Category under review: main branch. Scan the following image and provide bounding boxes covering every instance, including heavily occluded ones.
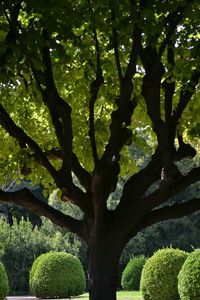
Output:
[142,166,200,211]
[0,188,86,239]
[140,197,200,230]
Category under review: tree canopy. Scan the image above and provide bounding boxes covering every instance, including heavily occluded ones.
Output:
[0,1,199,299]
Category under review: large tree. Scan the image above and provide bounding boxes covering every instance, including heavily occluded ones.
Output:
[0,0,200,299]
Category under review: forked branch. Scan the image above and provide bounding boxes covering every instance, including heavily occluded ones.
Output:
[21,149,91,191]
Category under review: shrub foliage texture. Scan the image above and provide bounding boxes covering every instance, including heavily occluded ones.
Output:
[29,253,46,295]
[31,252,86,298]
[0,261,9,300]
[178,249,200,300]
[121,255,146,291]
[140,248,188,300]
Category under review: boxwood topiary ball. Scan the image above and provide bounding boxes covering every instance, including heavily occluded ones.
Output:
[140,248,188,300]
[178,249,200,300]
[29,253,46,295]
[121,255,146,291]
[31,252,86,298]
[0,262,9,300]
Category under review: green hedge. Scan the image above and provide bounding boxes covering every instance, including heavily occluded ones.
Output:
[140,248,188,300]
[31,252,86,298]
[121,255,146,291]
[178,249,200,300]
[29,253,46,295]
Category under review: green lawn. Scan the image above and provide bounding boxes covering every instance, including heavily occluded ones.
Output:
[73,291,143,300]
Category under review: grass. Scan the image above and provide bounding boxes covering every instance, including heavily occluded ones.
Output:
[72,291,143,300]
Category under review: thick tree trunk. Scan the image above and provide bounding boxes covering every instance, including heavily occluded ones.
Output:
[87,236,122,300]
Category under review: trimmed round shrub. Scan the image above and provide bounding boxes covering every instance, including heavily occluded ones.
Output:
[178,249,200,300]
[29,253,46,295]
[121,255,146,291]
[140,248,188,300]
[31,252,86,298]
[0,262,9,300]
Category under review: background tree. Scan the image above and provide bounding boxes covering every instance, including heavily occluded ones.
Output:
[0,1,199,299]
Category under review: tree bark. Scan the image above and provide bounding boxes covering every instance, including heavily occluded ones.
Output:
[87,235,122,300]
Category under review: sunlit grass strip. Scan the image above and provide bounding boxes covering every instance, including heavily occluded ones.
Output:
[72,291,143,299]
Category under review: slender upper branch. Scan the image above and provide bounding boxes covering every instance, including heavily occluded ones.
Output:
[40,30,73,175]
[0,188,86,239]
[102,27,141,164]
[87,0,104,163]
[88,41,103,163]
[124,26,141,83]
[172,69,200,125]
[140,46,165,133]
[158,9,183,59]
[0,103,57,180]
[163,42,175,123]
[110,8,123,84]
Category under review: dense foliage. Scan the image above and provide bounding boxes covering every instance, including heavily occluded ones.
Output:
[178,249,200,300]
[32,252,86,298]
[0,262,9,300]
[140,248,188,300]
[121,255,146,291]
